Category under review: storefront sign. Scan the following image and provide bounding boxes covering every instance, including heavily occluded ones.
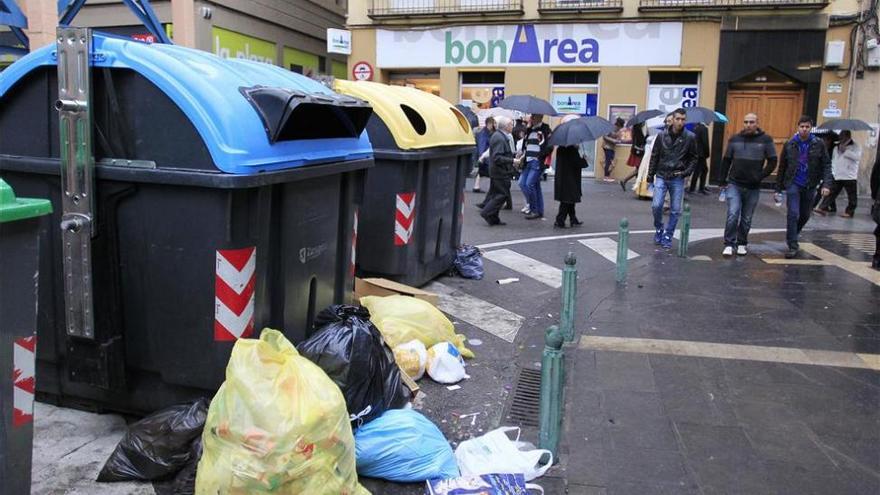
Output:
[376,22,682,68]
[826,82,843,93]
[213,27,276,64]
[646,84,699,127]
[822,99,842,118]
[327,28,352,55]
[551,93,598,116]
[352,61,374,81]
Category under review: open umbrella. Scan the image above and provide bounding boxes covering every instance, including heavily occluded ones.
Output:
[548,116,615,147]
[626,109,664,128]
[454,104,479,128]
[498,95,558,116]
[817,118,873,131]
[476,107,518,127]
[685,107,725,124]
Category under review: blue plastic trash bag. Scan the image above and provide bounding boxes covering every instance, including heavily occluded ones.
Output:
[454,245,484,280]
[354,408,459,482]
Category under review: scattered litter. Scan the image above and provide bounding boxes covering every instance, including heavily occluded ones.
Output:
[496,277,519,285]
[427,342,469,384]
[354,408,459,482]
[454,244,484,279]
[455,427,552,482]
[196,329,365,494]
[362,295,474,358]
[427,473,543,494]
[547,314,552,318]
[468,338,483,346]
[447,385,462,391]
[591,327,597,331]
[533,362,541,369]
[98,398,208,482]
[298,305,410,426]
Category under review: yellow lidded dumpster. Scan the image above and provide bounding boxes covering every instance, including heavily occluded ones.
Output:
[335,80,475,287]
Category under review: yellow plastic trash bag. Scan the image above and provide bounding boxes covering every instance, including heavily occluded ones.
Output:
[360,295,474,359]
[195,328,369,495]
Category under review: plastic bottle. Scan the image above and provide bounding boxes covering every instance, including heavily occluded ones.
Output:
[718,188,727,202]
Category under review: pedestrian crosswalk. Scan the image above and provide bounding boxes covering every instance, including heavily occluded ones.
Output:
[481,249,563,288]
[425,282,525,343]
[578,237,638,264]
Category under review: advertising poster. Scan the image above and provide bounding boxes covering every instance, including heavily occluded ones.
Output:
[608,104,636,144]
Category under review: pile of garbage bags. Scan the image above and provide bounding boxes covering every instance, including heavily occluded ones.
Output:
[97,295,550,493]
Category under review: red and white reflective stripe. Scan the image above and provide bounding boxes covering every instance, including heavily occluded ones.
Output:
[351,209,359,277]
[13,335,36,427]
[394,192,416,246]
[215,247,256,341]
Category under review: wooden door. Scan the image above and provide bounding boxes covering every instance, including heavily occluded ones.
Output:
[724,89,804,180]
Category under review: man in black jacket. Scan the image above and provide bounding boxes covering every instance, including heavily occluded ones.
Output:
[718,113,777,256]
[481,116,521,226]
[647,107,698,249]
[688,122,711,194]
[776,115,832,258]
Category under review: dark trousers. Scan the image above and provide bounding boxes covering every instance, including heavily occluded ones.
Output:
[818,180,857,215]
[689,158,708,192]
[483,178,512,208]
[481,178,511,224]
[785,183,816,250]
[723,183,761,247]
[556,202,577,226]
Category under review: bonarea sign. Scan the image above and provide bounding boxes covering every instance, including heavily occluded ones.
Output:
[376,23,682,68]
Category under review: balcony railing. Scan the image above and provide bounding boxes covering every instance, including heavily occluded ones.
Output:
[639,0,828,10]
[538,0,624,13]
[368,0,523,18]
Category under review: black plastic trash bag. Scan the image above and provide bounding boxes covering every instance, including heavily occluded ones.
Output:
[454,244,484,280]
[298,305,411,426]
[97,398,208,482]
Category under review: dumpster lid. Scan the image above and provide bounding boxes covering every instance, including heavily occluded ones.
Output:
[0,33,374,174]
[0,179,53,223]
[335,80,475,150]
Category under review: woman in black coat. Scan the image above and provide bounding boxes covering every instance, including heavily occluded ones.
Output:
[554,144,588,228]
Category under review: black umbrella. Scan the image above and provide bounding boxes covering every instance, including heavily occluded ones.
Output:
[685,106,725,124]
[548,116,615,147]
[817,118,873,131]
[454,104,479,128]
[498,95,558,116]
[626,109,664,128]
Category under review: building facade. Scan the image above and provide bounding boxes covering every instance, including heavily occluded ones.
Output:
[346,0,879,186]
[15,0,350,78]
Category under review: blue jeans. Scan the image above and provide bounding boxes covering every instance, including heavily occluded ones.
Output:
[785,183,815,250]
[523,160,544,215]
[724,183,761,247]
[518,166,529,204]
[651,176,685,234]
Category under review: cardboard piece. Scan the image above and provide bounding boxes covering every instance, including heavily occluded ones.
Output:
[400,370,420,395]
[354,277,439,306]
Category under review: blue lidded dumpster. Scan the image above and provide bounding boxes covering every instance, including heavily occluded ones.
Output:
[0,31,373,413]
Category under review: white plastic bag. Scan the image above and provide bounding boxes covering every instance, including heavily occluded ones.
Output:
[455,427,553,482]
[393,340,427,380]
[426,342,468,384]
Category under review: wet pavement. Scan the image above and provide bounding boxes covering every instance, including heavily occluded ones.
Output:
[29,178,879,494]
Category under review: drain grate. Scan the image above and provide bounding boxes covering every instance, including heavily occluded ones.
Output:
[505,367,542,427]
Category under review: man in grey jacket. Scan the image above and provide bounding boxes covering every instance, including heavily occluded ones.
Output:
[481,117,522,226]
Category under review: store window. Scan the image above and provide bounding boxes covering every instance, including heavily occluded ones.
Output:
[646,71,701,129]
[459,71,505,110]
[389,71,440,95]
[284,47,319,75]
[550,71,600,176]
[332,60,348,80]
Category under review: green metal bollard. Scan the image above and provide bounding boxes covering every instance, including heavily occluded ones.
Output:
[678,203,692,258]
[616,218,629,283]
[560,253,577,343]
[539,325,565,459]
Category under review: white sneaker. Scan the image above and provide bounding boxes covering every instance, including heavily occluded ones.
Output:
[521,205,530,213]
[722,246,734,257]
[736,245,748,256]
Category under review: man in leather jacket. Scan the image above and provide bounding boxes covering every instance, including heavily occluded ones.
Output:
[776,115,832,258]
[647,108,698,249]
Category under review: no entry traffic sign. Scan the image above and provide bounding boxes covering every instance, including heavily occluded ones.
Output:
[352,61,373,81]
